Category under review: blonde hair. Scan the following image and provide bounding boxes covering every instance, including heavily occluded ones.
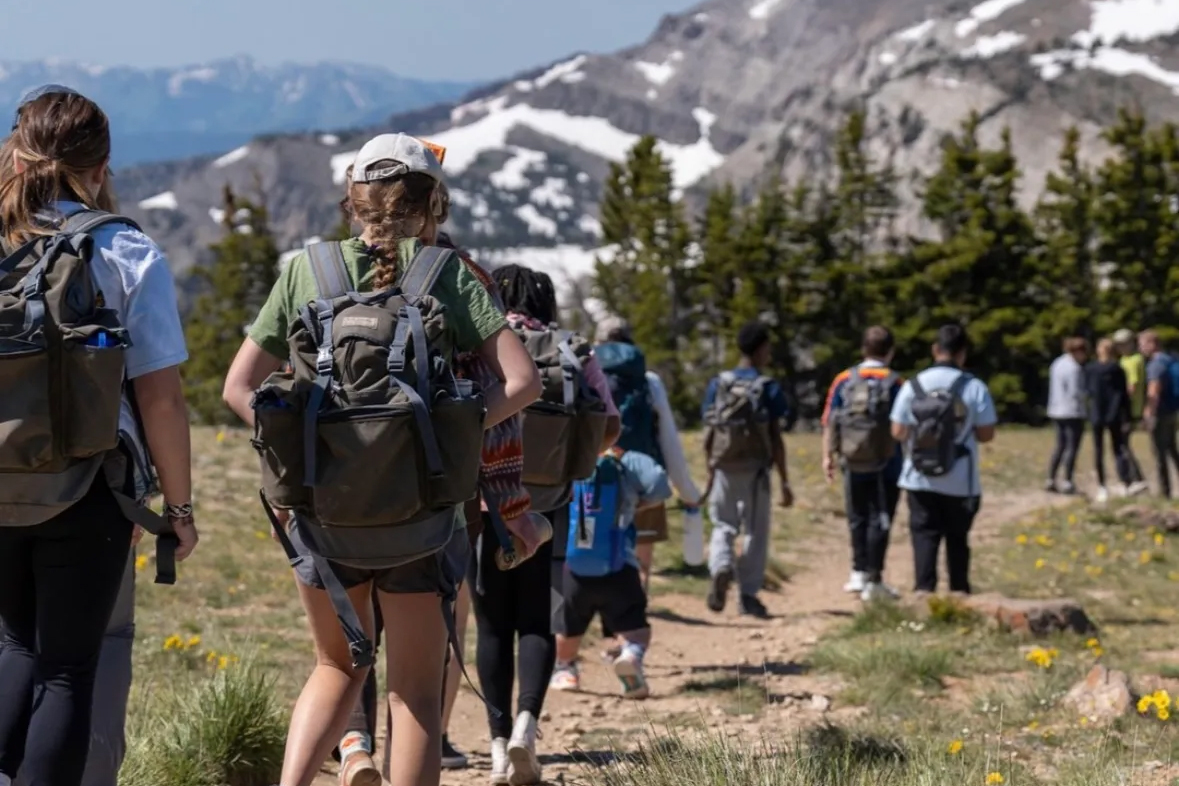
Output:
[0,91,115,244]
[1096,338,1114,362]
[345,162,448,291]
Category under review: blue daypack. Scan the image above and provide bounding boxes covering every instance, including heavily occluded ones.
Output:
[595,342,665,466]
[566,451,630,577]
[1165,355,1179,412]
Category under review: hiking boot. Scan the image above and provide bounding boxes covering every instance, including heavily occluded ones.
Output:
[1095,486,1110,505]
[549,663,581,692]
[739,594,770,619]
[707,568,733,612]
[613,651,650,699]
[842,571,867,593]
[1059,480,1077,495]
[339,752,381,786]
[1044,479,1058,493]
[490,737,510,785]
[861,582,900,602]
[507,711,543,785]
[441,735,469,770]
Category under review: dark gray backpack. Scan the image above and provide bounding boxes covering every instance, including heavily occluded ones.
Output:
[908,373,971,478]
[834,367,898,473]
[0,209,177,583]
[705,371,774,469]
[514,322,609,510]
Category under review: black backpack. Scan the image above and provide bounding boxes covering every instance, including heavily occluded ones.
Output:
[907,373,971,478]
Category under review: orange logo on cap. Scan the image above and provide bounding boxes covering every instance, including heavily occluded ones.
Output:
[417,138,447,165]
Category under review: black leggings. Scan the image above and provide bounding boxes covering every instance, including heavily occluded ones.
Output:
[470,530,556,739]
[0,482,133,786]
[1048,418,1085,484]
[1092,421,1139,487]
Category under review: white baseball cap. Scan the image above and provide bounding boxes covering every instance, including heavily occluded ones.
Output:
[350,133,445,184]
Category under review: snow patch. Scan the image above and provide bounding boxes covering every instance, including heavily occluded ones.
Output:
[320,134,340,146]
[515,204,558,237]
[212,145,250,168]
[879,52,899,65]
[1089,0,1179,43]
[167,67,217,96]
[749,0,783,20]
[646,88,659,101]
[282,75,307,103]
[954,0,1027,38]
[451,94,510,124]
[694,12,710,22]
[490,148,547,190]
[470,194,491,219]
[331,150,358,184]
[137,191,178,211]
[635,51,684,85]
[209,207,225,224]
[481,245,604,305]
[1032,45,1179,92]
[530,178,574,209]
[577,214,603,237]
[576,172,591,184]
[342,81,368,109]
[430,102,724,190]
[515,55,589,92]
[447,189,473,208]
[962,31,1026,57]
[896,19,936,42]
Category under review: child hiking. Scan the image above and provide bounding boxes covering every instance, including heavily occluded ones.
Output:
[222,133,542,786]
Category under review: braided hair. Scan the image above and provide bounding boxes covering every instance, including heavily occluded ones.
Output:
[495,263,558,325]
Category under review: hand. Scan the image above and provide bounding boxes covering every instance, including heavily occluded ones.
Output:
[270,508,291,541]
[779,481,794,509]
[170,515,199,562]
[504,512,543,558]
[822,456,835,484]
[131,525,145,547]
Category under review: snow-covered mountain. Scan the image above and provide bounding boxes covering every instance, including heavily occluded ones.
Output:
[113,0,1179,302]
[0,57,475,165]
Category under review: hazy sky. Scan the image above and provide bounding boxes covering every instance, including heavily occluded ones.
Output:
[3,0,701,81]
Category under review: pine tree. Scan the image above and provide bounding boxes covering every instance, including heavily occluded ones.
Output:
[184,185,281,423]
[695,183,740,371]
[327,201,354,241]
[593,136,696,415]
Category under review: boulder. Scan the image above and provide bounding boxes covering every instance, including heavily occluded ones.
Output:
[1117,505,1179,533]
[966,594,1097,636]
[1064,665,1134,724]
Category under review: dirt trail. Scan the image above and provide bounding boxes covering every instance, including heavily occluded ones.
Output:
[313,488,1069,786]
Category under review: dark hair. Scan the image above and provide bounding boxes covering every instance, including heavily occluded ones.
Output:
[862,325,895,359]
[0,88,115,244]
[935,323,970,357]
[496,263,558,325]
[1063,336,1089,355]
[737,321,771,358]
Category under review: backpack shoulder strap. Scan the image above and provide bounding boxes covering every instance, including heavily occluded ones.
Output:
[305,241,351,301]
[848,365,862,384]
[909,374,927,400]
[60,209,142,236]
[400,245,456,298]
[949,371,972,399]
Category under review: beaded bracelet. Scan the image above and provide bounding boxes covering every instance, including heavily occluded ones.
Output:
[165,502,194,519]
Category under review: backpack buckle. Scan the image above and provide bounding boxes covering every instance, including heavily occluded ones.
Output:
[387,344,406,374]
[315,347,333,375]
[349,639,375,669]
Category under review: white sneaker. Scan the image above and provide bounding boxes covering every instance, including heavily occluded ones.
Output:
[1128,481,1150,496]
[613,650,650,699]
[490,737,510,785]
[861,582,900,602]
[507,711,542,785]
[1095,486,1110,504]
[843,571,867,593]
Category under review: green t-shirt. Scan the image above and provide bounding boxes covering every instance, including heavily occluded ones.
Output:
[1121,352,1147,419]
[248,237,507,360]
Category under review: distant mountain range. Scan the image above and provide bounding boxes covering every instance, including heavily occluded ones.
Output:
[0,57,476,166]
[110,0,1179,305]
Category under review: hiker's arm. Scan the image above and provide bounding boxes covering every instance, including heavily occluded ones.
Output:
[133,366,192,509]
[1146,379,1162,422]
[974,425,996,443]
[972,381,999,444]
[478,326,542,428]
[891,423,910,441]
[771,419,789,486]
[222,339,285,428]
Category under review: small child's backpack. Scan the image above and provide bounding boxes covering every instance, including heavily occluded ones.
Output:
[834,367,898,473]
[907,373,971,478]
[566,450,630,578]
[514,321,609,508]
[705,371,774,469]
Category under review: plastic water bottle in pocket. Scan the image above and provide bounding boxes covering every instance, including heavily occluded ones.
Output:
[86,330,113,348]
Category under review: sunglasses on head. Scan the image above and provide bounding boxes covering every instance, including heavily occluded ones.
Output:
[11,84,84,131]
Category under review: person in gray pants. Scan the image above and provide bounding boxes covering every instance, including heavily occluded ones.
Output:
[12,552,135,786]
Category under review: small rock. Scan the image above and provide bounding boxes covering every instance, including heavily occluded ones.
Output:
[591,708,607,718]
[810,694,832,712]
[749,631,764,640]
[567,723,585,735]
[1063,665,1134,724]
[540,712,551,722]
[710,706,725,717]
[967,594,1097,636]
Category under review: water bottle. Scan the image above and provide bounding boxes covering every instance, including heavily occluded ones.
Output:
[86,331,112,348]
[496,511,554,570]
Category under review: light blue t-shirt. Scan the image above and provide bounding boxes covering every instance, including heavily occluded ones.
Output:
[53,201,189,498]
[889,364,997,498]
[616,450,673,569]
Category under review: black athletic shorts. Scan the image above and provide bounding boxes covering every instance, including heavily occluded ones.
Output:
[555,564,648,638]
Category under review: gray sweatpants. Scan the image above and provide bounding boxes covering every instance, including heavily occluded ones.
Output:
[14,552,134,786]
[707,468,771,598]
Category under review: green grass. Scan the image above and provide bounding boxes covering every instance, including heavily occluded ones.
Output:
[681,673,770,716]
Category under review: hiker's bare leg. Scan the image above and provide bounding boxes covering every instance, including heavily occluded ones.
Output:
[380,590,449,786]
[635,543,654,591]
[282,580,375,786]
[441,581,471,733]
[615,627,652,649]
[555,634,582,664]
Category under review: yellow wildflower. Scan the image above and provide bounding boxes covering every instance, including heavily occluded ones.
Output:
[1025,647,1058,669]
[986,773,1005,785]
[1139,695,1155,714]
[1027,720,1040,730]
[1035,534,1053,547]
[1095,543,1108,556]
[206,651,218,663]
[1035,558,1046,569]
[218,656,230,670]
[1125,531,1137,541]
[1068,514,1078,525]
[1070,549,1081,559]
[1154,689,1172,712]
[134,554,148,572]
[1140,550,1154,565]
[216,429,226,443]
[948,740,963,755]
[1169,571,1179,581]
[1092,646,1104,657]
[1086,638,1100,648]
[185,635,201,649]
[1160,708,1171,721]
[163,635,183,651]
[1085,565,1104,577]
[1016,534,1029,545]
[1156,533,1166,546]
[254,530,268,540]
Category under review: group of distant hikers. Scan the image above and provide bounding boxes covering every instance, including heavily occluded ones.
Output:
[1045,328,1179,503]
[0,83,1147,786]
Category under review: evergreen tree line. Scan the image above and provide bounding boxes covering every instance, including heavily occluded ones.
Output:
[594,107,1179,426]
